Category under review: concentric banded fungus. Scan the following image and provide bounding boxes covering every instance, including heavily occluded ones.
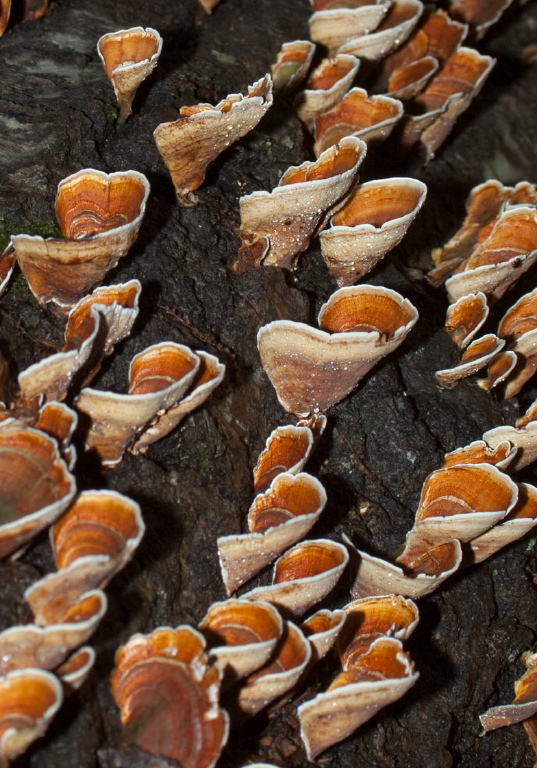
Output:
[242,538,349,616]
[131,349,225,454]
[444,292,488,349]
[11,169,150,310]
[0,0,11,36]
[237,136,366,270]
[74,341,201,466]
[97,27,162,120]
[217,472,327,596]
[420,8,467,61]
[313,88,403,156]
[0,426,76,559]
[252,423,315,494]
[402,47,495,162]
[469,483,537,564]
[445,206,537,303]
[199,599,284,678]
[33,401,78,469]
[238,620,311,716]
[0,589,107,673]
[449,0,516,40]
[302,608,346,660]
[271,41,316,92]
[111,626,229,768]
[294,54,360,125]
[337,0,424,60]
[298,636,418,759]
[308,2,389,55]
[349,538,462,599]
[257,284,418,416]
[494,286,537,398]
[0,669,63,763]
[154,75,273,206]
[56,646,96,689]
[398,464,518,563]
[319,177,427,285]
[429,180,537,285]
[381,55,438,100]
[339,595,419,662]
[442,439,516,470]
[25,490,144,625]
[477,350,518,392]
[435,334,505,389]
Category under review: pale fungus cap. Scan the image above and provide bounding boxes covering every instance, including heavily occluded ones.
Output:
[294,54,360,125]
[11,169,150,311]
[480,651,537,734]
[154,75,273,206]
[237,136,367,271]
[337,0,424,60]
[435,333,505,389]
[449,0,516,40]
[444,292,488,349]
[111,625,229,768]
[319,177,427,285]
[97,27,162,120]
[56,646,96,690]
[217,472,327,595]
[309,2,390,55]
[302,608,346,661]
[253,423,316,493]
[0,668,63,763]
[258,284,418,416]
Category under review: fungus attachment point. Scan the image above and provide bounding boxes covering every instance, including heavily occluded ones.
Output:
[98,27,162,121]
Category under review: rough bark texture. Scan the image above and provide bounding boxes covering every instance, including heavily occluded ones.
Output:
[2,0,537,766]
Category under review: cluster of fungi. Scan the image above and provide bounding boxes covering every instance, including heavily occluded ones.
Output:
[2,0,537,766]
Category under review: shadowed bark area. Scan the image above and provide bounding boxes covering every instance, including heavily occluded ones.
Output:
[1,0,537,766]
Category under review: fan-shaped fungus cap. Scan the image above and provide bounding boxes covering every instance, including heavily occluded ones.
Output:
[253,423,315,493]
[435,333,505,389]
[445,292,488,348]
[0,669,63,763]
[154,75,273,206]
[217,472,327,595]
[402,47,495,162]
[337,0,424,60]
[309,1,389,54]
[237,136,367,271]
[11,169,150,310]
[74,342,201,466]
[271,41,315,92]
[242,538,349,616]
[295,54,360,125]
[302,608,346,660]
[449,0,516,40]
[320,177,427,285]
[238,620,312,716]
[258,285,418,416]
[111,626,229,768]
[0,0,11,36]
[0,426,76,559]
[200,599,284,678]
[313,88,403,156]
[480,651,537,734]
[298,636,418,759]
[98,27,162,120]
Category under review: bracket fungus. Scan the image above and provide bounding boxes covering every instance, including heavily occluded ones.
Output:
[337,0,424,60]
[97,27,162,121]
[312,87,403,156]
[319,176,427,285]
[11,169,150,310]
[0,426,76,559]
[218,471,327,596]
[308,1,390,55]
[480,651,537,737]
[271,40,316,92]
[0,668,63,764]
[74,342,224,466]
[237,136,367,271]
[257,284,418,416]
[294,54,360,125]
[252,421,319,494]
[199,599,284,679]
[154,75,273,206]
[242,538,349,616]
[302,607,346,661]
[111,626,229,768]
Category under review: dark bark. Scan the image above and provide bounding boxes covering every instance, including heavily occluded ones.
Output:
[2,0,537,766]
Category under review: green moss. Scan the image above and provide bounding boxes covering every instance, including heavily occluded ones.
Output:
[0,216,61,252]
